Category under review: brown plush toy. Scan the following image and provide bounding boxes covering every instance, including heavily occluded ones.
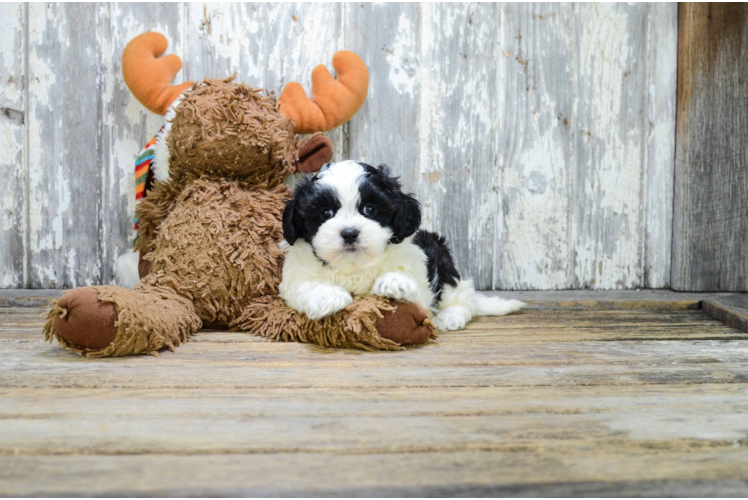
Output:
[43,32,435,357]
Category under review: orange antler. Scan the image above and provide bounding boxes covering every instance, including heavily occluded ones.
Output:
[122,32,193,115]
[279,51,369,134]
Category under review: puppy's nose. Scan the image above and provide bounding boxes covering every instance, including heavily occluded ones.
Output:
[341,228,360,244]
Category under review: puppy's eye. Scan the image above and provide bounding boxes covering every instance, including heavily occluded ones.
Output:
[362,204,376,217]
[322,208,335,220]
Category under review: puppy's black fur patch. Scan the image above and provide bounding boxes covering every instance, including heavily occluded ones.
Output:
[358,163,421,244]
[283,182,340,245]
[413,230,461,303]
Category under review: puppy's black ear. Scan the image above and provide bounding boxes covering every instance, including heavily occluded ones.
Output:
[282,198,305,245]
[391,192,421,244]
[377,164,390,177]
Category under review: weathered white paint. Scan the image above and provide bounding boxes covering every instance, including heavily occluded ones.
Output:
[27,3,102,288]
[1,2,678,290]
[0,3,25,288]
[643,4,677,289]
[493,3,677,290]
[494,3,575,290]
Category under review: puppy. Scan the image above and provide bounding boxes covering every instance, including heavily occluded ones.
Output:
[279,160,525,330]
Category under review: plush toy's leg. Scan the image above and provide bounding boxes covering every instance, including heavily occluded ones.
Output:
[44,285,201,357]
[232,295,436,350]
[374,301,436,346]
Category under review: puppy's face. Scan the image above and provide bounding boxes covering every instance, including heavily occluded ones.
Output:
[283,160,421,267]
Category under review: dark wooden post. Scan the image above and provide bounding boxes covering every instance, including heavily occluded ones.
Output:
[672,3,748,291]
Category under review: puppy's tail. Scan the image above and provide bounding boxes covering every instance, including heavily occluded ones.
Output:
[435,279,525,331]
[473,289,526,316]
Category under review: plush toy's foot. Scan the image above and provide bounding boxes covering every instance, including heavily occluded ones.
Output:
[375,301,433,346]
[44,285,201,357]
[233,295,436,350]
[50,288,119,350]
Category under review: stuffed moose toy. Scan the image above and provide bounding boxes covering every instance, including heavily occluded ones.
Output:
[44,32,435,357]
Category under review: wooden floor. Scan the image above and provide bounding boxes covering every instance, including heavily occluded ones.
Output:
[2,292,748,496]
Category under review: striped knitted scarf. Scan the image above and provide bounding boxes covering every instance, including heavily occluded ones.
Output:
[132,125,164,247]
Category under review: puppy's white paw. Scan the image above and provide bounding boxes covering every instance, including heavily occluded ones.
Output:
[302,287,353,320]
[435,307,469,331]
[372,272,419,302]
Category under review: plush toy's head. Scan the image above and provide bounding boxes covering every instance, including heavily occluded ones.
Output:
[122,32,369,188]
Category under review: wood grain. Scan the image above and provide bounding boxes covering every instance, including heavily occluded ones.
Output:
[672,3,748,291]
[571,4,646,289]
[26,3,104,288]
[2,309,747,390]
[495,3,677,290]
[2,300,748,495]
[644,4,678,288]
[0,3,26,288]
[496,3,574,290]
[346,3,420,187]
[2,384,748,456]
[703,294,748,333]
[3,451,748,497]
[416,4,500,289]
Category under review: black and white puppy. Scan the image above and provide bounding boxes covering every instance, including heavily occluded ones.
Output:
[280,160,525,330]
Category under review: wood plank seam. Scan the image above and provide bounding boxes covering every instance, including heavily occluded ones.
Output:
[702,300,748,334]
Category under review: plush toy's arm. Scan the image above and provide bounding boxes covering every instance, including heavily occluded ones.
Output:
[232,295,435,350]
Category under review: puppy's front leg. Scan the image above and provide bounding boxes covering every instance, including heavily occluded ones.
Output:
[372,272,419,302]
[283,281,353,320]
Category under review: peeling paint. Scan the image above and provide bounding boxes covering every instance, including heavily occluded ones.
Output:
[3,3,678,290]
[0,3,25,288]
[643,4,677,289]
[0,5,23,107]
[385,12,418,96]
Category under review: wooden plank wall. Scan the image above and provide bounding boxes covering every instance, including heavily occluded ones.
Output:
[0,4,26,288]
[672,3,748,292]
[0,3,677,290]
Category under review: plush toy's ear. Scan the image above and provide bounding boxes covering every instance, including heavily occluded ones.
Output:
[296,135,333,173]
[282,198,305,245]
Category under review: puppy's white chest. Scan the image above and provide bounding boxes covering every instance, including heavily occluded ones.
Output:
[324,267,382,295]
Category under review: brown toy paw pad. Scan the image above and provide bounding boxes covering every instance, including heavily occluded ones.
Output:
[52,288,118,350]
[376,301,433,346]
